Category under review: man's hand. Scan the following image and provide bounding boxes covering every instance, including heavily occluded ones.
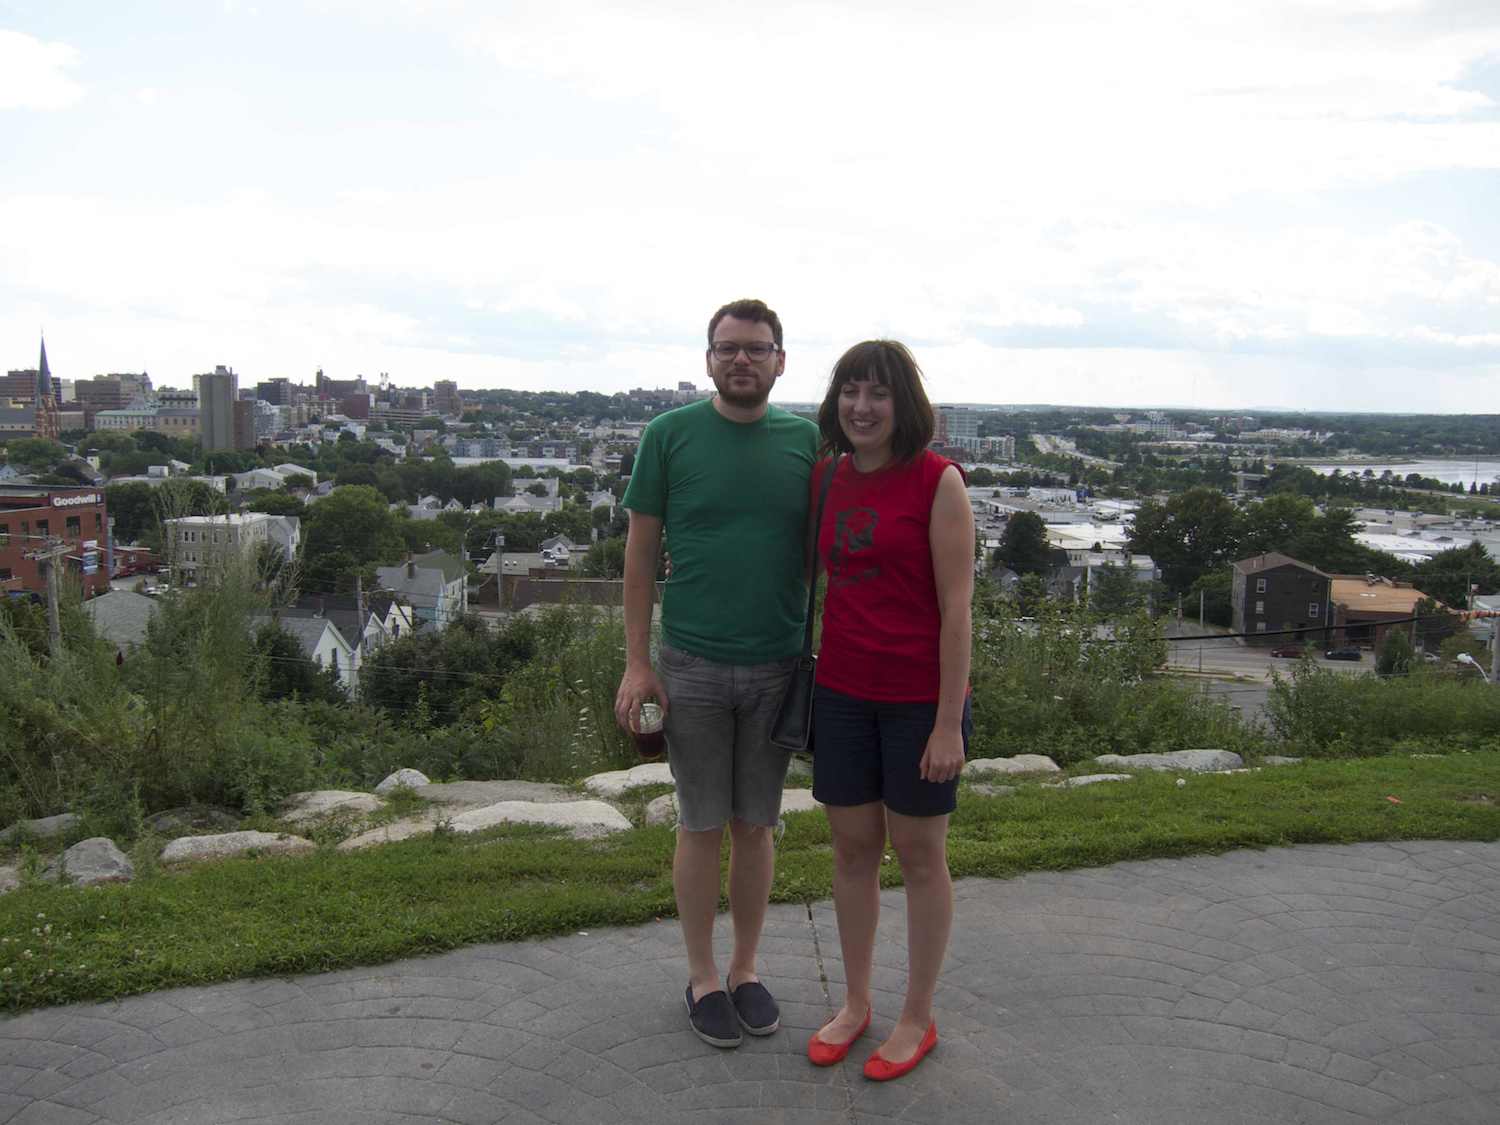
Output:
[615,663,669,732]
[918,722,965,783]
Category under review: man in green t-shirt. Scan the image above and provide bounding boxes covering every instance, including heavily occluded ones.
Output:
[614,299,818,1048]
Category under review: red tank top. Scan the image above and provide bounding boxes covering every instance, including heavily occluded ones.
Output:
[814,450,962,702]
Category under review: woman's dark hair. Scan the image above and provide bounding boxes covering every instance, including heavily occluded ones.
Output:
[816,339,935,462]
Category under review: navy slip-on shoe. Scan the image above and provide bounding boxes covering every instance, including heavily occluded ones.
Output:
[685,985,742,1048]
[728,980,780,1036]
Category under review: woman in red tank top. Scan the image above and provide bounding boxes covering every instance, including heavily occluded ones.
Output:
[803,341,975,1081]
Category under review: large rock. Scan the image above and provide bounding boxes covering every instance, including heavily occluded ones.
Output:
[644,794,677,826]
[375,768,431,794]
[144,805,241,835]
[43,838,134,886]
[969,784,1017,798]
[280,790,383,825]
[338,814,447,852]
[417,780,581,806]
[449,800,631,839]
[581,762,674,798]
[1093,749,1244,773]
[0,812,81,843]
[160,831,315,863]
[966,755,1060,777]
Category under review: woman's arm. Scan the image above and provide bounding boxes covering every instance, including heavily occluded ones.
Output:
[919,465,976,782]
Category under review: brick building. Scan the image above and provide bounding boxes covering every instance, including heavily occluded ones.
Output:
[0,486,111,598]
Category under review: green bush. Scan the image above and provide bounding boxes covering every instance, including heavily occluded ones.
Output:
[1266,661,1500,755]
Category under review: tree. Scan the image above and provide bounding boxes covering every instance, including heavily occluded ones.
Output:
[1375,628,1414,677]
[1414,596,1462,652]
[1127,487,1241,594]
[104,482,158,543]
[253,623,344,702]
[3,438,66,470]
[244,490,306,518]
[1411,543,1500,610]
[580,536,626,579]
[993,512,1051,577]
[1088,563,1144,617]
[1239,493,1317,557]
[301,485,406,590]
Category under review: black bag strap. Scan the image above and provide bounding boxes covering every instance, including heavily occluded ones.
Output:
[801,455,840,658]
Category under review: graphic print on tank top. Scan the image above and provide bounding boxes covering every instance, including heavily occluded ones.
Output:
[828,505,880,588]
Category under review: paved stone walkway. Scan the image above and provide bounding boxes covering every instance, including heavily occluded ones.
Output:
[2,840,1498,1124]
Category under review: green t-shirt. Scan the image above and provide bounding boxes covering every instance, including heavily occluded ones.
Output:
[622,397,819,665]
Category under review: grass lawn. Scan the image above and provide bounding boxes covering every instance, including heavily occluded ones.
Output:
[3,752,1499,1013]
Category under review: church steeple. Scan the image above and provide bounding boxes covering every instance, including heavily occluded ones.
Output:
[36,335,52,400]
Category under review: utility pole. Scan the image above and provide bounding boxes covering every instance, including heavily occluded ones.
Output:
[25,538,69,661]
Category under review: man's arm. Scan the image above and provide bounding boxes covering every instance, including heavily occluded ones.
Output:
[613,509,668,731]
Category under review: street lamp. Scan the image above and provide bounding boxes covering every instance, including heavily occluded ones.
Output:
[1456,652,1490,683]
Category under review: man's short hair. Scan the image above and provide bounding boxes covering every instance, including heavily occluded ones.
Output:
[816,339,936,463]
[707,299,783,350]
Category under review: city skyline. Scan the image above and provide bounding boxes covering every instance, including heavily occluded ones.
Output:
[3,2,1499,412]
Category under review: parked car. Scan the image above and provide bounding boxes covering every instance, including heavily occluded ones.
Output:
[1269,645,1309,658]
[1324,646,1362,661]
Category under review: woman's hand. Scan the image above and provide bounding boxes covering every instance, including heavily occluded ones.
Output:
[919,722,965,783]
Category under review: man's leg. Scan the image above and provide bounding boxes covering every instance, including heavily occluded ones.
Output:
[725,816,773,988]
[675,824,727,1001]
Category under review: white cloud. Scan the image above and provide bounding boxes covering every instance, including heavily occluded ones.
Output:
[0,30,83,111]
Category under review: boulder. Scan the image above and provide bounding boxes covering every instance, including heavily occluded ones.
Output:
[144,805,241,835]
[1262,756,1303,766]
[43,837,134,886]
[0,865,19,895]
[160,831,315,864]
[417,780,581,807]
[644,793,677,826]
[280,790,383,825]
[449,800,632,839]
[375,768,431,794]
[581,762,674,798]
[0,812,81,843]
[1092,749,1244,773]
[338,814,447,852]
[1050,774,1133,788]
[966,755,1060,777]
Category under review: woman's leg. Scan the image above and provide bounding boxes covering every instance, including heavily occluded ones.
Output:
[878,809,953,1060]
[816,801,887,1041]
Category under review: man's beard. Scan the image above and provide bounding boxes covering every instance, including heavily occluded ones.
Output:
[714,373,771,409]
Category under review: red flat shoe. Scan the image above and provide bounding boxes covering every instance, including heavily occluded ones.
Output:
[806,1009,872,1066]
[862,1021,937,1081]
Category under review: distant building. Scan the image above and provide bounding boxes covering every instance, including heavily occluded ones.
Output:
[162,511,293,583]
[0,485,111,598]
[936,407,980,453]
[1329,574,1430,651]
[199,366,239,452]
[256,377,292,406]
[1230,552,1332,646]
[433,380,461,417]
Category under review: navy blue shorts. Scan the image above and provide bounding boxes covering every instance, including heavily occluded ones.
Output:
[811,685,971,817]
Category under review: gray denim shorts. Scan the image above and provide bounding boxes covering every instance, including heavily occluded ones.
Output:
[657,643,798,832]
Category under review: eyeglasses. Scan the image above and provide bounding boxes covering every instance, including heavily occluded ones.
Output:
[709,341,780,362]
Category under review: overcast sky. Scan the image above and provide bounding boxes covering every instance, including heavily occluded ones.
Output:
[3,1,1499,412]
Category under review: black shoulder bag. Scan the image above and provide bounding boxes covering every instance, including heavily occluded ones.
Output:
[770,455,839,753]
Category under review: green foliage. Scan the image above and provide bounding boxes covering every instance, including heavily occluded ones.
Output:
[300,485,406,590]
[253,623,344,703]
[1411,542,1500,609]
[579,536,625,579]
[1376,629,1415,677]
[967,597,1250,765]
[1087,563,1145,617]
[2,437,67,470]
[992,511,1051,577]
[1266,660,1500,755]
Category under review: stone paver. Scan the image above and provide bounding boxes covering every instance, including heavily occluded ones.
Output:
[1,841,1497,1123]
